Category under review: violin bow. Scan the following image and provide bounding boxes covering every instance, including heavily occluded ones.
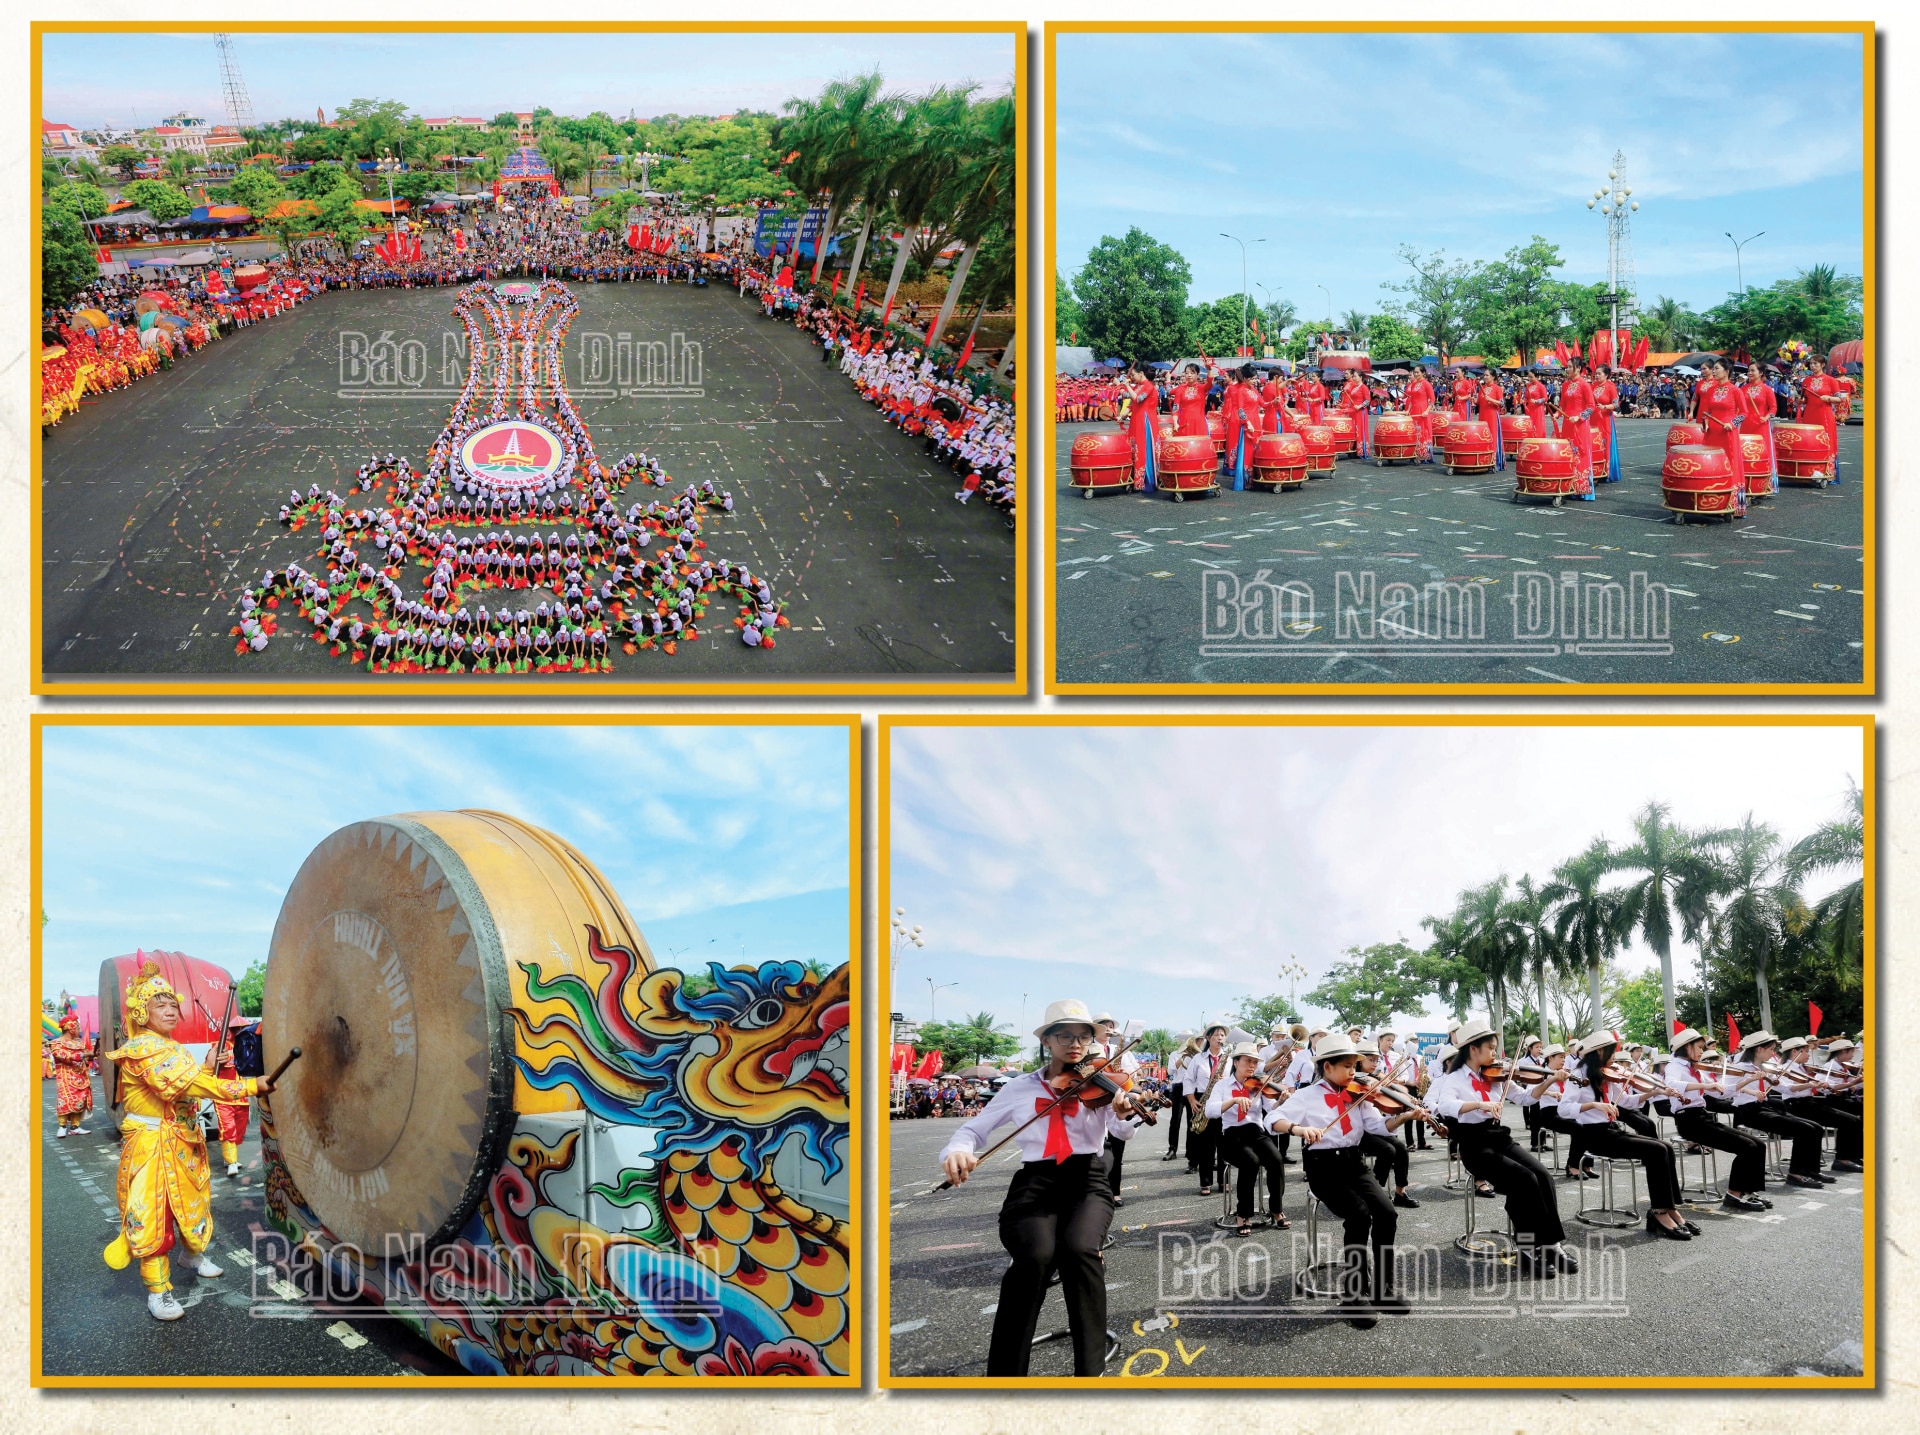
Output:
[931,1030,1146,1192]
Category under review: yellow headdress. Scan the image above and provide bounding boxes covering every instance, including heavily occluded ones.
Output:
[122,955,180,1032]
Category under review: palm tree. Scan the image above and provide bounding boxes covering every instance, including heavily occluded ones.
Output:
[1456,878,1526,1048]
[1609,802,1729,1040]
[1338,308,1372,342]
[1546,836,1628,1031]
[1785,780,1866,977]
[925,91,1015,351]
[1418,909,1479,1024]
[874,86,975,328]
[1505,873,1571,1046]
[1709,814,1803,1033]
[775,71,900,287]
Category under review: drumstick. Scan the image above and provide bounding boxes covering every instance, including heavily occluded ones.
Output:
[264,1046,303,1088]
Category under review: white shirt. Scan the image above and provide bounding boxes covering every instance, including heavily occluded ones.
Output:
[1273,1079,1389,1150]
[1283,1051,1316,1089]
[1428,1065,1509,1126]
[1782,1061,1826,1099]
[1204,1077,1277,1132]
[1664,1058,1715,1112]
[1723,1060,1772,1107]
[939,1070,1111,1165]
[1556,1073,1619,1126]
[1184,1048,1227,1094]
[1105,1108,1139,1141]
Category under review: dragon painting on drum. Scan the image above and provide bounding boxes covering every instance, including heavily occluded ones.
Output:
[256,809,853,1380]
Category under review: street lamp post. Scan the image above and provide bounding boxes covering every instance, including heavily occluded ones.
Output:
[1221,232,1264,358]
[377,147,402,251]
[888,907,924,996]
[1725,230,1765,294]
[1277,956,1307,1019]
[927,978,957,1024]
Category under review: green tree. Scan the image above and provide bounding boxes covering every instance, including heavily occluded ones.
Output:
[775,70,899,285]
[1546,836,1629,1026]
[335,97,412,161]
[1055,272,1083,344]
[1381,244,1477,361]
[1232,992,1299,1037]
[223,163,288,215]
[317,185,369,254]
[917,1011,1019,1065]
[1638,295,1700,352]
[45,181,110,224]
[42,207,100,307]
[294,162,362,200]
[121,178,192,222]
[1465,236,1568,367]
[1609,970,1667,1048]
[1610,801,1730,1041]
[1134,1027,1178,1065]
[1301,941,1433,1034]
[233,960,267,1018]
[1450,878,1527,1041]
[1074,226,1192,362]
[1187,293,1253,357]
[1505,874,1572,1046]
[1785,780,1865,979]
[100,144,143,178]
[1365,311,1423,361]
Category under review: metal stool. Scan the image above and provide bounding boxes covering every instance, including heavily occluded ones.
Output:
[1033,1270,1121,1366]
[1673,1138,1723,1202]
[1442,1143,1471,1192]
[1214,1162,1273,1231]
[1575,1155,1641,1228]
[1765,1134,1791,1181]
[1454,1173,1516,1258]
[1294,1194,1345,1298]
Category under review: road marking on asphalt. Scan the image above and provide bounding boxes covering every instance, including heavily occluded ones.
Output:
[1659,1251,1713,1276]
[891,1319,928,1335]
[326,1321,370,1350]
[1525,666,1576,683]
[1774,610,1816,621]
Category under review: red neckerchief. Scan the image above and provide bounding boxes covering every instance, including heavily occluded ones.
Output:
[1324,1082,1355,1134]
[1233,1084,1263,1101]
[1036,1092,1081,1162]
[1468,1068,1492,1102]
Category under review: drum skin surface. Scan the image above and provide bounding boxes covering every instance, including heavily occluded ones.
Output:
[263,809,646,1253]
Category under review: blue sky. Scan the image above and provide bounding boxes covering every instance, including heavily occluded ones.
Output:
[42,30,1014,131]
[39,723,850,1001]
[1056,31,1865,321]
[888,725,1862,1047]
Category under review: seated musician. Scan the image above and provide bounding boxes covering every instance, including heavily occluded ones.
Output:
[1205,1042,1289,1234]
[1557,1030,1695,1240]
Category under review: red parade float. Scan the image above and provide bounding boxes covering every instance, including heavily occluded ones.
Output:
[1500,413,1537,457]
[1773,422,1836,487]
[1372,412,1419,464]
[1661,444,1745,522]
[1298,424,1337,476]
[1440,419,1497,474]
[1250,432,1310,491]
[1157,434,1220,501]
[1322,410,1359,455]
[1511,437,1584,505]
[1069,431,1137,498]
[1666,422,1705,449]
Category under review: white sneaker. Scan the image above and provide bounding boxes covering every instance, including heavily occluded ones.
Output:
[193,1254,224,1278]
[72,1125,89,1135]
[56,1128,67,1139]
[148,1290,185,1321]
[226,1163,241,1178]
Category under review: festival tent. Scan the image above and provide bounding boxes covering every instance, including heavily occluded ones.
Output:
[356,198,412,215]
[183,205,252,225]
[167,249,217,266]
[264,199,320,222]
[90,208,158,229]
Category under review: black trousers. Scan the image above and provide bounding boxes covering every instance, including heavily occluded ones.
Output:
[1410,1106,1431,1149]
[1734,1102,1825,1177]
[1165,1085,1187,1157]
[1302,1146,1397,1299]
[1579,1121,1681,1207]
[1454,1121,1566,1248]
[1104,1134,1127,1198]
[1521,1102,1544,1149]
[1188,1118,1228,1190]
[1533,1106,1592,1170]
[1222,1123,1285,1218]
[987,1155,1114,1377]
[1788,1098,1863,1162]
[1673,1105,1767,1193]
[1361,1130,1408,1191]
[1615,1106,1657,1139]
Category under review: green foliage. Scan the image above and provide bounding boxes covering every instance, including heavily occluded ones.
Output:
[1188,293,1254,357]
[916,1012,1020,1066]
[1134,1027,1178,1064]
[1232,993,1300,1036]
[1303,941,1437,1033]
[1464,235,1567,366]
[1381,244,1476,361]
[1637,295,1700,352]
[387,170,442,205]
[223,164,288,215]
[1365,311,1424,360]
[45,181,110,223]
[334,97,412,162]
[1610,970,1667,1048]
[1699,275,1863,360]
[294,163,362,200]
[317,185,369,252]
[234,961,267,1019]
[120,178,192,222]
[42,207,100,307]
[1074,226,1193,362]
[1055,272,1083,343]
[100,144,144,177]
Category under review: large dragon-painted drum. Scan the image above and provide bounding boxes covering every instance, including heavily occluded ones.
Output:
[1661,445,1744,521]
[1440,420,1496,474]
[1206,412,1227,459]
[1157,434,1219,499]
[1154,414,1177,442]
[1667,422,1705,449]
[1298,425,1337,475]
[1251,432,1309,491]
[1372,413,1419,463]
[1740,431,1775,496]
[97,951,233,1106]
[1429,410,1453,444]
[260,810,851,1377]
[1069,430,1136,498]
[1323,410,1359,455]
[1774,422,1836,486]
[1512,437,1583,504]
[1500,414,1537,457]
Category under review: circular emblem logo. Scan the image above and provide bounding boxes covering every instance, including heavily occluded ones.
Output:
[496,281,541,302]
[459,420,563,491]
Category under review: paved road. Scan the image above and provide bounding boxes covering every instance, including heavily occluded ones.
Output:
[39,1075,461,1378]
[887,1115,1867,1380]
[1054,418,1865,687]
[42,282,1015,683]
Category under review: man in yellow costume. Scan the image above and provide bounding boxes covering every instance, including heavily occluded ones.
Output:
[103,960,278,1321]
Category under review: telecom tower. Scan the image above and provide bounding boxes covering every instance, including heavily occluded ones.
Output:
[1586,149,1640,354]
[214,33,256,130]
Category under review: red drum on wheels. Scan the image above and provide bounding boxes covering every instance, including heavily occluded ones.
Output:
[1206,412,1227,460]
[1667,421,1705,448]
[1661,444,1745,521]
[1157,434,1220,501]
[1739,431,1775,497]
[1298,425,1337,475]
[1251,432,1309,491]
[1512,437,1583,504]
[1372,413,1418,463]
[1773,422,1835,486]
[1500,414,1537,457]
[1441,420,1496,474]
[1069,431,1136,499]
[1323,410,1358,455]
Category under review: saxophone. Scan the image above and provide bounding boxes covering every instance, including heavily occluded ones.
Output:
[1189,1051,1232,1136]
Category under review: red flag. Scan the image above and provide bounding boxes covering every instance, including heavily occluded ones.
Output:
[625,224,640,252]
[1633,335,1652,369]
[1554,339,1571,370]
[880,294,894,328]
[1673,1017,1686,1035]
[1726,1014,1741,1052]
[830,269,843,300]
[914,1050,944,1080]
[891,1043,917,1074]
[1808,1001,1823,1037]
[854,281,866,314]
[924,313,941,348]
[956,331,976,370]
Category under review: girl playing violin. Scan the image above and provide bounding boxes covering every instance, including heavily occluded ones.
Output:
[1665,1026,1772,1212]
[1270,1034,1410,1326]
[1205,1042,1291,1235]
[1557,1030,1695,1240]
[1353,1047,1429,1209]
[939,998,1131,1376]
